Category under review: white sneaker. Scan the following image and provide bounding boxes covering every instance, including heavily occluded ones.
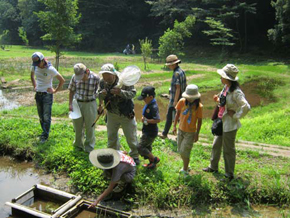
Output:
[179,168,189,175]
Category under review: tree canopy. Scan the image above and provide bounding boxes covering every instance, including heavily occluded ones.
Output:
[0,0,288,54]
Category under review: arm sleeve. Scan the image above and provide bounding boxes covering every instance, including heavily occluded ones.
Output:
[232,89,251,120]
[119,85,136,99]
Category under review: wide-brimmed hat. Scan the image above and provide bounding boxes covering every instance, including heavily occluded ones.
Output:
[99,63,119,76]
[137,86,155,100]
[74,63,87,82]
[165,54,181,66]
[89,148,120,170]
[217,64,239,81]
[182,84,201,100]
[32,52,44,66]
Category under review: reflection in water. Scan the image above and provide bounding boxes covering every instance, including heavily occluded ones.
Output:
[0,90,19,111]
[0,156,40,218]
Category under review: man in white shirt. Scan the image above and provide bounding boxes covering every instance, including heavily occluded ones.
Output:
[30,52,65,143]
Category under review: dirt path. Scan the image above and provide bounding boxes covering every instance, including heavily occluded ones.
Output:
[2,113,289,158]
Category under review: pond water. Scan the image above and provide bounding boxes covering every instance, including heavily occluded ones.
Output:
[0,90,19,111]
[0,156,42,217]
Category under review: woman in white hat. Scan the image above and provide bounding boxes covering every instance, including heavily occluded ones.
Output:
[202,64,250,181]
[173,84,203,175]
[88,148,136,208]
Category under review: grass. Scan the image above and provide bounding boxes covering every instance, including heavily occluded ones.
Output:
[1,46,290,212]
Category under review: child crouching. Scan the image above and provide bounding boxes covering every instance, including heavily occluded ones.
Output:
[173,84,203,175]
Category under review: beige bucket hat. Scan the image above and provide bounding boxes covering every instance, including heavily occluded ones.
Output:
[165,54,181,66]
[217,64,239,81]
[74,63,87,82]
[182,84,201,100]
[89,148,120,170]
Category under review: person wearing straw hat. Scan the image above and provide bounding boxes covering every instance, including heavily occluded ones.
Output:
[202,64,250,181]
[68,63,100,153]
[88,148,136,208]
[98,63,140,165]
[159,54,187,139]
[173,84,203,175]
[30,52,65,143]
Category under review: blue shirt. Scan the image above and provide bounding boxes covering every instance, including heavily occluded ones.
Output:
[142,99,160,137]
[169,66,187,106]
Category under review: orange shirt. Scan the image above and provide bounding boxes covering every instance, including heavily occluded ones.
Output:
[175,98,203,133]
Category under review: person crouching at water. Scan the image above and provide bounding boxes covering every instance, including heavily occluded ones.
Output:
[88,148,136,208]
[173,84,203,175]
[202,64,250,181]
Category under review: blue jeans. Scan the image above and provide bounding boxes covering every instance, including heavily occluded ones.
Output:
[35,93,53,139]
[162,106,176,136]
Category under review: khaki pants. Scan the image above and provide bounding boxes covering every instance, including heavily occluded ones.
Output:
[209,130,237,177]
[72,101,97,151]
[106,111,139,158]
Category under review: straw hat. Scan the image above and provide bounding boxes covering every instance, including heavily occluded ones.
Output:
[182,84,201,100]
[165,54,181,66]
[89,148,120,170]
[217,64,239,81]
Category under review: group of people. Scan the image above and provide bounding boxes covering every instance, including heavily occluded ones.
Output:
[30,51,250,207]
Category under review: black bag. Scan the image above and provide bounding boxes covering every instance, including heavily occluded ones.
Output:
[211,118,223,136]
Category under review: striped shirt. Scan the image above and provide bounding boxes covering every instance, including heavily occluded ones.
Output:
[68,71,100,101]
[169,66,187,106]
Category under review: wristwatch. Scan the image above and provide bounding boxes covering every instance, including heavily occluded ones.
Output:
[144,118,148,125]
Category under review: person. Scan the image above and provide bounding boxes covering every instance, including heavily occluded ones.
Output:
[98,63,140,165]
[68,63,100,152]
[137,86,161,169]
[159,54,187,139]
[202,64,250,181]
[88,148,136,208]
[131,44,135,54]
[30,52,65,143]
[173,84,203,175]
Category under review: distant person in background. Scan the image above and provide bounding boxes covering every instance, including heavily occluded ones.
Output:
[137,86,161,169]
[173,84,202,175]
[68,63,100,152]
[131,44,135,54]
[202,64,250,181]
[159,54,187,139]
[98,63,140,165]
[88,148,136,207]
[30,52,65,143]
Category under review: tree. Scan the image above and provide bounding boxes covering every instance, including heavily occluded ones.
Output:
[18,27,29,46]
[203,17,235,53]
[268,0,290,48]
[35,0,81,69]
[158,15,195,59]
[0,30,9,50]
[139,37,153,71]
[0,0,21,44]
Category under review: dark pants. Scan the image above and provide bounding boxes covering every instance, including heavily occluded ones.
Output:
[35,93,53,139]
[162,106,176,136]
[137,134,156,158]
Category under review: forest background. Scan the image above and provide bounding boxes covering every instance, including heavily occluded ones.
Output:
[1,0,290,57]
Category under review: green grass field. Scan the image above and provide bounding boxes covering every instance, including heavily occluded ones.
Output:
[0,46,290,212]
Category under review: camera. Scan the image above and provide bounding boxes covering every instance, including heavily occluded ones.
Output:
[219,94,227,107]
